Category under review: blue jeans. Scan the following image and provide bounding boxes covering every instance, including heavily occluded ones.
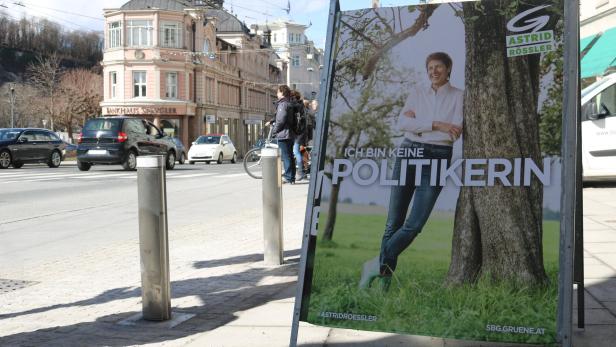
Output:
[278,139,296,182]
[293,140,304,176]
[379,139,452,274]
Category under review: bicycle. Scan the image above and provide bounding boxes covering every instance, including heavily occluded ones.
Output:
[243,124,278,179]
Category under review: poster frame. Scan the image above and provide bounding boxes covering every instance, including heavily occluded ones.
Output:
[290,1,340,346]
[291,1,577,346]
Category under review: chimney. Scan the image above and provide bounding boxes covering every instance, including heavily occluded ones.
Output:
[263,27,272,47]
[372,0,380,8]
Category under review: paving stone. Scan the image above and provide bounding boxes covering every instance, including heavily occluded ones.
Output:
[573,309,616,325]
[586,278,616,301]
[584,264,616,279]
[584,242,616,254]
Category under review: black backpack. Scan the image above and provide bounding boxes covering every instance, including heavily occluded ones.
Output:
[288,101,306,135]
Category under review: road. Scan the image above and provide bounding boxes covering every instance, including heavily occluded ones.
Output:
[0,161,270,272]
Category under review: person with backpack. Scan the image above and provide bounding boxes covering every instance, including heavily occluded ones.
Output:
[272,85,296,184]
[290,90,307,181]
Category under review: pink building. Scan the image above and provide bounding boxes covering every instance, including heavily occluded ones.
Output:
[101,0,285,155]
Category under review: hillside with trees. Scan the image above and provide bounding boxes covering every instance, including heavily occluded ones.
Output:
[0,12,103,136]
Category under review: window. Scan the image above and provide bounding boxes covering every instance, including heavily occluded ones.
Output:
[124,119,147,134]
[133,71,147,97]
[288,33,293,43]
[127,20,153,47]
[292,55,300,67]
[34,131,53,141]
[84,119,121,131]
[273,33,277,42]
[160,21,182,48]
[110,72,117,98]
[583,83,616,121]
[108,21,122,48]
[203,38,211,52]
[166,72,178,99]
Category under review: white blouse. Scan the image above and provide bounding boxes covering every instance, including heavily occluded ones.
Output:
[396,82,464,146]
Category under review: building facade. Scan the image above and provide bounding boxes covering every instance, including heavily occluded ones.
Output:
[100,0,284,156]
[255,20,323,100]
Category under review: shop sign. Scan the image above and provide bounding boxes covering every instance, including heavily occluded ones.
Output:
[105,106,178,115]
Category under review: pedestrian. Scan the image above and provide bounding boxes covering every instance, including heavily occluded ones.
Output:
[359,52,463,291]
[272,84,296,184]
[290,90,307,181]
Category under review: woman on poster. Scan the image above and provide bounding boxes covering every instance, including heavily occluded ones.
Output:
[359,52,463,290]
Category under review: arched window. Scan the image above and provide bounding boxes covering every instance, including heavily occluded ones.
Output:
[203,38,212,53]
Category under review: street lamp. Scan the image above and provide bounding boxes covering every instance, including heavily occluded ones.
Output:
[9,83,16,128]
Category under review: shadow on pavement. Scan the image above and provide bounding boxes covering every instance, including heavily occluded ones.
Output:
[193,249,301,269]
[0,254,299,346]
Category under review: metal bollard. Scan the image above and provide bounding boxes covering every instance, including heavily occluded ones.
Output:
[261,147,284,265]
[137,155,171,321]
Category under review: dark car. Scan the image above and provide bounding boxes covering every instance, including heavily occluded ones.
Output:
[76,116,178,171]
[171,137,187,164]
[0,128,66,169]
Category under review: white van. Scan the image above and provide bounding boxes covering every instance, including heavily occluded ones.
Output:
[581,73,616,181]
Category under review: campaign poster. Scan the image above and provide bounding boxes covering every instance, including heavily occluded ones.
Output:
[300,0,565,344]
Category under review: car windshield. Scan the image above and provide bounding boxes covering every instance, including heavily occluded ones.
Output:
[0,129,21,141]
[196,136,220,144]
[84,119,121,132]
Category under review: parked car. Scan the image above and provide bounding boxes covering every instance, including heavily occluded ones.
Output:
[188,134,237,164]
[581,73,616,181]
[62,140,78,159]
[76,116,178,171]
[171,137,187,164]
[0,128,66,169]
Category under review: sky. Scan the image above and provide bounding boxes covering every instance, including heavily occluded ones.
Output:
[0,0,423,48]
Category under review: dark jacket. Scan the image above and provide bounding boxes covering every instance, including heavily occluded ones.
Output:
[272,97,294,140]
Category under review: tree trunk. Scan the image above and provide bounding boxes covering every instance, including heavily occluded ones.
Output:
[322,182,341,241]
[446,0,548,286]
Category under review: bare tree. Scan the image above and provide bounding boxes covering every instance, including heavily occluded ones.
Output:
[57,68,103,138]
[26,53,63,130]
[0,83,45,128]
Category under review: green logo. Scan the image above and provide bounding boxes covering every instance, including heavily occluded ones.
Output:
[506,30,555,57]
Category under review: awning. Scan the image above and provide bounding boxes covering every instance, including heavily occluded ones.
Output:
[581,27,616,79]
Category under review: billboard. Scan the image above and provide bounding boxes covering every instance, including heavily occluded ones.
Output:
[294,0,571,345]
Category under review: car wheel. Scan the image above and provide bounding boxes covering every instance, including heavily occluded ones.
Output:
[178,152,185,165]
[231,152,237,163]
[205,161,210,164]
[0,149,11,169]
[12,161,23,169]
[48,150,62,168]
[217,152,223,164]
[77,160,91,171]
[166,151,176,170]
[189,160,195,165]
[122,150,138,171]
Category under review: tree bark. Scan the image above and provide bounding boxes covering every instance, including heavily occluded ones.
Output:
[446,0,548,286]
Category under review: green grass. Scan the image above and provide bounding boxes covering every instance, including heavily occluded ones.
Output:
[306,211,560,345]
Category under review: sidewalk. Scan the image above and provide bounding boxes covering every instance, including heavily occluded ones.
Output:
[1,184,615,346]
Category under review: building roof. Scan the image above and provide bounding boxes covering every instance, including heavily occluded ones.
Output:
[120,0,186,11]
[118,0,248,34]
[208,9,249,33]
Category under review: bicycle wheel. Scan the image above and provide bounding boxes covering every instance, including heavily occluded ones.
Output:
[243,148,263,179]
